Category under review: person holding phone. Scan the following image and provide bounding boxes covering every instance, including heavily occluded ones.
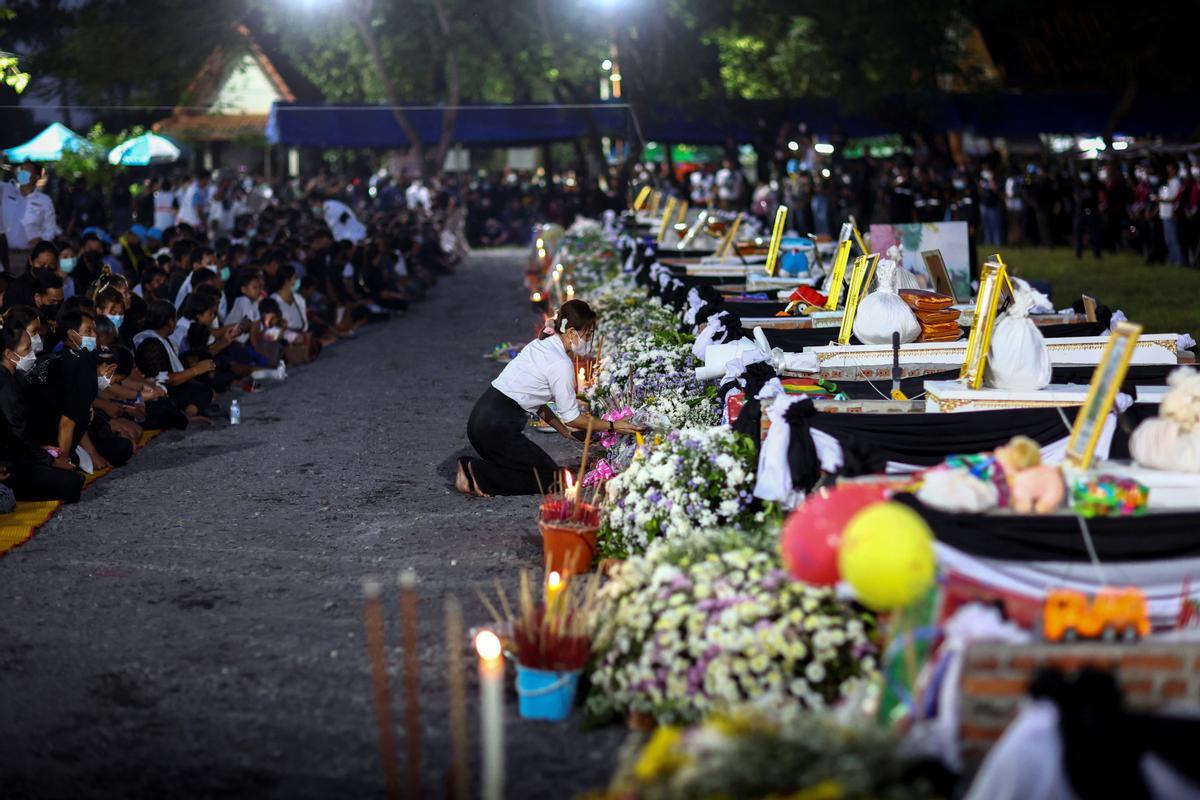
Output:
[456,299,645,497]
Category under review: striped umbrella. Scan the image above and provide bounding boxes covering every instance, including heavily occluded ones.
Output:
[107,132,182,166]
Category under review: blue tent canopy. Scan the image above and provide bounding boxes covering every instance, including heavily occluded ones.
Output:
[3,122,94,162]
[266,94,1200,151]
[267,104,630,149]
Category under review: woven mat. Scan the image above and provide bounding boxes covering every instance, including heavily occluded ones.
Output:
[0,429,163,558]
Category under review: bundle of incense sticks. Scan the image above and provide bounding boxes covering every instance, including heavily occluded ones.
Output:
[476,569,601,672]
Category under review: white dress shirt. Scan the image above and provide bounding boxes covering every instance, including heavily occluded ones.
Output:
[2,184,56,248]
[491,335,580,423]
[323,199,366,243]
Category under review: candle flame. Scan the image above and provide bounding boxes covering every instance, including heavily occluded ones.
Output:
[546,571,562,590]
[531,291,542,302]
[475,629,502,661]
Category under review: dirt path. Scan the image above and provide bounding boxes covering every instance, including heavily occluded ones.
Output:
[0,250,627,799]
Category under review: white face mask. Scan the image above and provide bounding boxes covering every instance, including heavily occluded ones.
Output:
[567,332,590,356]
[29,333,43,354]
[11,351,35,374]
[97,374,112,392]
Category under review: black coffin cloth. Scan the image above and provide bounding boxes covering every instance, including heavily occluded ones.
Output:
[892,493,1200,563]
[829,364,1174,402]
[783,400,1081,491]
[763,327,860,350]
[722,300,789,318]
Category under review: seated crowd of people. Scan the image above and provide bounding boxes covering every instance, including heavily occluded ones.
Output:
[0,173,461,508]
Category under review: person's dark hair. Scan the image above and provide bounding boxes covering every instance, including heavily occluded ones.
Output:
[140,264,166,287]
[541,299,596,340]
[269,262,296,293]
[59,308,94,334]
[179,292,216,321]
[29,241,57,266]
[186,319,211,352]
[3,305,39,333]
[191,267,217,288]
[195,246,215,263]
[236,268,264,292]
[258,297,281,317]
[171,240,196,264]
[0,322,26,355]
[94,287,125,313]
[145,299,177,331]
[194,283,222,303]
[34,270,64,294]
[93,314,117,341]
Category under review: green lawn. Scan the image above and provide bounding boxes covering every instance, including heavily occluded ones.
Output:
[1002,246,1200,346]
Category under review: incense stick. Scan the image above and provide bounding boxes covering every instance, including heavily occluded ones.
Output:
[573,418,596,521]
[398,571,421,800]
[444,597,470,800]
[362,579,401,800]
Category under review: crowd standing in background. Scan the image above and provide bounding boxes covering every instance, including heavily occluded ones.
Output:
[0,161,466,508]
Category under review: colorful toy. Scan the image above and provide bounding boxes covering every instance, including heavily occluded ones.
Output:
[838,501,936,611]
[1042,588,1150,642]
[1070,474,1149,517]
[1010,464,1066,514]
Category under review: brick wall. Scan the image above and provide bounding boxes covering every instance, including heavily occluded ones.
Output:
[959,642,1200,765]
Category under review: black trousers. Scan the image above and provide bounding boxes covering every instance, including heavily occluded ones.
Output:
[465,386,559,496]
[7,462,85,503]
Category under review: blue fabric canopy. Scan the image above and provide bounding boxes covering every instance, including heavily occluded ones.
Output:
[266,94,1200,150]
[267,104,630,148]
[3,122,94,162]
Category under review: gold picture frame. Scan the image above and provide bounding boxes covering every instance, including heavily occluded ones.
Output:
[838,253,878,345]
[657,196,678,244]
[959,260,1007,389]
[717,213,743,259]
[921,249,957,302]
[632,186,651,212]
[1065,320,1144,469]
[823,239,854,311]
[764,205,789,277]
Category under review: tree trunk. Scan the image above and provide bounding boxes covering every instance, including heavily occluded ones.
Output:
[430,0,461,177]
[352,2,425,174]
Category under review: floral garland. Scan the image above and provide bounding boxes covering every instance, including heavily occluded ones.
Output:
[587,530,877,724]
[599,426,760,557]
[599,708,936,799]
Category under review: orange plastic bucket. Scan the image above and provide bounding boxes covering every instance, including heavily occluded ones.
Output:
[538,519,599,574]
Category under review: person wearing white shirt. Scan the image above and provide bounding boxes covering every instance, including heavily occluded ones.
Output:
[1160,163,1185,266]
[457,300,644,496]
[405,179,432,215]
[152,180,178,230]
[1,162,58,273]
[322,198,366,243]
[176,174,211,228]
[270,264,308,334]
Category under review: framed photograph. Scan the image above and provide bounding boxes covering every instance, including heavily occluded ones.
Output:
[764,205,789,276]
[823,239,854,310]
[656,196,678,244]
[838,253,877,345]
[871,221,971,299]
[1066,321,1144,469]
[959,260,1006,389]
[1082,294,1098,323]
[921,249,957,302]
[633,185,651,211]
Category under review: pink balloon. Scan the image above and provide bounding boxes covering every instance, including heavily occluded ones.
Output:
[780,484,890,586]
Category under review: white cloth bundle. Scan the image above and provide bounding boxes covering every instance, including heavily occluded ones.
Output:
[852,258,920,344]
[1130,367,1200,472]
[691,313,727,362]
[985,283,1052,390]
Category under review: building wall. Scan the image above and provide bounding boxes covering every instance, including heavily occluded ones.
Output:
[959,642,1200,765]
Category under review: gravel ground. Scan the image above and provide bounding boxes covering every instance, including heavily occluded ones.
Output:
[0,249,630,799]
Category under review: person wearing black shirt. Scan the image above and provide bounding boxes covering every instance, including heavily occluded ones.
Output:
[0,323,84,502]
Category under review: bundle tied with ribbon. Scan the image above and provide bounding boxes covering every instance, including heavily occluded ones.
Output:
[1130,367,1200,472]
[985,281,1052,391]
[852,257,921,345]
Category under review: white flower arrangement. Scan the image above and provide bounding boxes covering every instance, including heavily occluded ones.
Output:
[587,530,877,724]
[599,426,759,557]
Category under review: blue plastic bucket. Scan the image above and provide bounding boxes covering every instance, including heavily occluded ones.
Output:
[515,665,582,721]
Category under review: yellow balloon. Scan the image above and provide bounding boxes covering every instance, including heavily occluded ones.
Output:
[838,501,936,611]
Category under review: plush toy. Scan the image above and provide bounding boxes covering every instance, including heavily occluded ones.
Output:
[1009,465,1067,514]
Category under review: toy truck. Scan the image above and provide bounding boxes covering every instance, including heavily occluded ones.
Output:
[1042,588,1151,642]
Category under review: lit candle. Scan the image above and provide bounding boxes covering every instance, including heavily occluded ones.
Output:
[475,629,505,800]
[545,570,564,609]
[577,366,587,387]
[530,291,542,303]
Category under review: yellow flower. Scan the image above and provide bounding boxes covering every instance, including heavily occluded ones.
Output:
[633,726,687,781]
[785,779,844,800]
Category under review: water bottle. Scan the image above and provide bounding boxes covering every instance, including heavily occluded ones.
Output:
[229,399,241,425]
[276,361,287,381]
